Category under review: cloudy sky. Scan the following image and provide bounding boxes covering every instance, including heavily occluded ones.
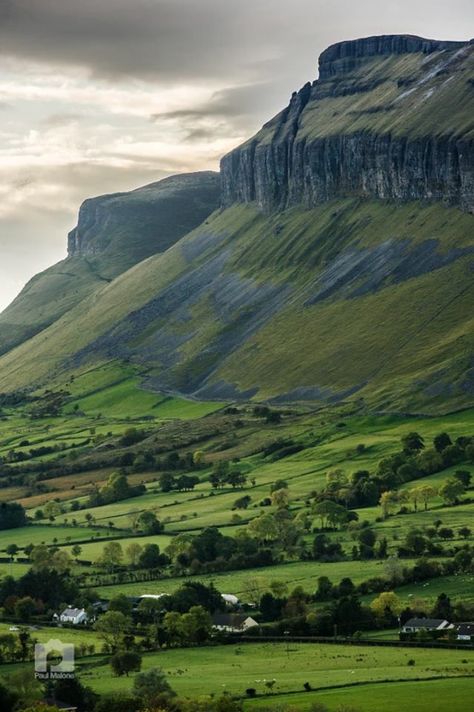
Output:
[0,1,472,311]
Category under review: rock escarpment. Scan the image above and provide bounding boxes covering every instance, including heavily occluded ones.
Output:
[68,171,220,261]
[221,35,474,213]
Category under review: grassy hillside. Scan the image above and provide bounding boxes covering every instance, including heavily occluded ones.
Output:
[0,198,472,412]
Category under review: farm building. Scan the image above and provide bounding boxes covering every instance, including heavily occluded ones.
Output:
[212,613,259,633]
[59,607,88,625]
[401,618,452,633]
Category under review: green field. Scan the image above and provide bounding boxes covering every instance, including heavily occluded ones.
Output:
[245,677,474,711]
[2,642,470,701]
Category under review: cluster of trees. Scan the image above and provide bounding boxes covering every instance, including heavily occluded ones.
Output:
[0,563,80,615]
[165,527,275,574]
[159,472,200,492]
[87,472,146,507]
[0,501,27,529]
[95,541,169,572]
[312,431,473,514]
[94,583,222,656]
[380,469,471,519]
[209,461,247,489]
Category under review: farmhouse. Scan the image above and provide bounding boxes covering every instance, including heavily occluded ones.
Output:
[59,607,88,625]
[211,613,259,633]
[401,618,452,633]
[457,623,474,641]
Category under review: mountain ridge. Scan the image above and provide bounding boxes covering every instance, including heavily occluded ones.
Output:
[0,34,472,413]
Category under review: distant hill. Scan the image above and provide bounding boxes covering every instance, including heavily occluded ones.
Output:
[0,35,473,413]
[0,172,220,356]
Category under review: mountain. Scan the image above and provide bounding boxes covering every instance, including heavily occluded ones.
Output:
[0,172,220,356]
[0,35,473,412]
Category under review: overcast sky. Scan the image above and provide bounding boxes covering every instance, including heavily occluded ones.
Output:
[0,1,472,312]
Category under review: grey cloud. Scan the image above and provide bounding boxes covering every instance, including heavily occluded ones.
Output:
[0,0,472,86]
[0,0,292,82]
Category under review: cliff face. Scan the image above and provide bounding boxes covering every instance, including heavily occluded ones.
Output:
[221,35,474,213]
[68,171,220,263]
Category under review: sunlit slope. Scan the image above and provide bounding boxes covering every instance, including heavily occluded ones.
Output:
[0,172,219,356]
[0,198,472,412]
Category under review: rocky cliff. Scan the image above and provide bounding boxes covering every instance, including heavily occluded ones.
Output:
[67,171,220,264]
[221,35,474,213]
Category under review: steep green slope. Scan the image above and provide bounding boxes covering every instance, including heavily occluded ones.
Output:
[0,198,472,412]
[0,172,220,356]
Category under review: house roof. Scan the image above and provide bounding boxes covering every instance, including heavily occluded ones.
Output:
[457,623,474,635]
[61,607,85,617]
[404,618,449,629]
[212,613,249,628]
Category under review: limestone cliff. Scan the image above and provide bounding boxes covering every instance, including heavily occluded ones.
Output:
[221,35,474,213]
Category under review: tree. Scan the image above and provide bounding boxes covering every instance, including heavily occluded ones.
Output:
[453,470,471,488]
[138,544,165,569]
[458,526,471,539]
[315,576,334,601]
[438,527,454,540]
[108,594,133,617]
[418,485,437,511]
[14,596,36,622]
[233,495,251,510]
[111,651,142,677]
[248,513,279,543]
[132,668,175,707]
[126,542,143,566]
[408,487,422,512]
[5,544,18,562]
[312,500,348,529]
[94,611,131,652]
[179,605,212,644]
[271,488,290,509]
[71,544,82,562]
[439,478,465,505]
[0,502,28,530]
[370,592,402,618]
[137,510,163,534]
[432,593,453,620]
[401,432,425,454]
[379,490,399,519]
[433,432,452,453]
[98,542,123,571]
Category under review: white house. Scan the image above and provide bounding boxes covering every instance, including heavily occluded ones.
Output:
[59,607,88,625]
[401,618,452,633]
[211,613,259,633]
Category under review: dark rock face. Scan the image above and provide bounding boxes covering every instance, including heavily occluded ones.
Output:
[221,35,474,214]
